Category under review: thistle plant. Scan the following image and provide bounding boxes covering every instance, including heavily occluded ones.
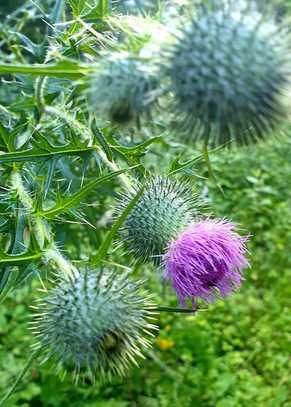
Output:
[117,178,249,305]
[6,0,290,403]
[163,0,291,146]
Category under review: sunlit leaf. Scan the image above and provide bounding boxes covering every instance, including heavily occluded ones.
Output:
[0,60,93,79]
[38,167,136,218]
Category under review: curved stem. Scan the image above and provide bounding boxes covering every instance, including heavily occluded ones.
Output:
[203,141,224,195]
[152,306,207,313]
[35,76,48,119]
[44,244,77,279]
[10,170,76,278]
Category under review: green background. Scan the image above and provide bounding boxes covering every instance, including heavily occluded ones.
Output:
[0,0,290,406]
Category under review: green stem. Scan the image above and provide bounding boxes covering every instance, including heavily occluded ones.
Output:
[10,171,76,278]
[203,142,224,195]
[153,306,206,313]
[35,76,48,119]
[91,185,145,265]
[0,351,41,406]
[146,350,177,379]
[10,171,33,211]
[44,244,77,279]
[0,146,97,164]
[0,63,91,78]
[0,252,42,266]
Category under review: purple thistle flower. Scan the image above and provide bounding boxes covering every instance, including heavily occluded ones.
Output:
[163,219,249,307]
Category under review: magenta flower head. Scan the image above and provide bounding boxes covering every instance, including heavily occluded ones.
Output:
[163,219,249,307]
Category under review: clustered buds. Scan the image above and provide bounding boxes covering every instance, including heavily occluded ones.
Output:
[90,1,291,147]
[31,269,157,382]
[118,177,249,307]
[163,0,290,145]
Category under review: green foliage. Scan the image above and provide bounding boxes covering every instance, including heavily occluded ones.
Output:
[0,0,291,405]
[1,140,290,406]
[0,61,92,79]
[67,0,110,18]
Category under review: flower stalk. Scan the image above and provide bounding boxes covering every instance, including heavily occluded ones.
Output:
[10,170,76,278]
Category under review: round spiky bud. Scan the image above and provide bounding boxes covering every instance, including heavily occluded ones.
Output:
[31,269,157,382]
[164,0,291,145]
[118,177,202,262]
[89,54,157,126]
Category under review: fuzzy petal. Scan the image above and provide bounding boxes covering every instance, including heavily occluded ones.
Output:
[163,219,249,307]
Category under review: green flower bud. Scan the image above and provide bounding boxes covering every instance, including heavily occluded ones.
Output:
[163,0,291,145]
[118,177,201,262]
[31,269,157,382]
[89,54,157,127]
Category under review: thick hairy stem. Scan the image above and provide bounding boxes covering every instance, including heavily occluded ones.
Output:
[43,244,77,279]
[10,170,76,278]
[10,171,33,211]
[203,141,224,195]
[35,76,48,119]
[44,106,132,190]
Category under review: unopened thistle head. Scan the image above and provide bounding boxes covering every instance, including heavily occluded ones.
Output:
[89,54,157,126]
[164,0,291,146]
[163,219,249,307]
[118,177,202,262]
[31,269,157,382]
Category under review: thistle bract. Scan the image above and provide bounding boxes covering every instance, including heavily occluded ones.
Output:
[31,269,157,382]
[90,54,157,126]
[119,177,201,262]
[164,219,249,307]
[165,0,290,145]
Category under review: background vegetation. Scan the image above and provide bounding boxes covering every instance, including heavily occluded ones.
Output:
[0,0,290,406]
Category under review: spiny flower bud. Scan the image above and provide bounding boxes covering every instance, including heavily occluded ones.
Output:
[89,54,157,126]
[31,269,157,382]
[163,219,249,307]
[164,0,290,146]
[118,177,202,262]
